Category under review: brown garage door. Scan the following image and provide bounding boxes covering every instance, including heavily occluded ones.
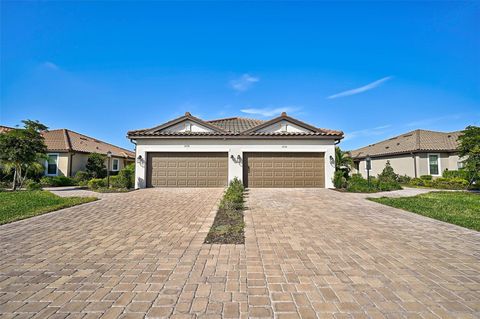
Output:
[147,152,228,187]
[243,152,325,188]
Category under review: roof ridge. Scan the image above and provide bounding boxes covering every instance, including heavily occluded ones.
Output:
[207,116,267,122]
[63,129,73,151]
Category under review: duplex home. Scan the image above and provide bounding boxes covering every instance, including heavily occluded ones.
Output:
[1,125,135,177]
[127,112,343,188]
[350,129,462,178]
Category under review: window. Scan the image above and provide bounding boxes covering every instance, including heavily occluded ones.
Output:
[112,158,119,171]
[428,154,440,175]
[45,154,58,176]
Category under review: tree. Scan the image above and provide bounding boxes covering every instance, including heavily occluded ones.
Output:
[86,153,107,178]
[377,161,398,182]
[458,125,480,187]
[0,120,48,190]
[335,146,353,173]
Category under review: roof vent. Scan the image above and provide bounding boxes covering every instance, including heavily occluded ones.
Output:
[385,146,389,149]
[80,137,88,141]
[448,134,452,138]
[397,142,400,145]
[281,112,287,117]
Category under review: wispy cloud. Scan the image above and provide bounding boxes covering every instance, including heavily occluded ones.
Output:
[344,124,392,141]
[241,106,299,117]
[230,74,259,92]
[406,114,463,127]
[327,76,393,99]
[42,61,60,70]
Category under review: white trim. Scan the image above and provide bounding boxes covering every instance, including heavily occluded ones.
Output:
[45,153,59,176]
[427,153,441,176]
[112,158,120,171]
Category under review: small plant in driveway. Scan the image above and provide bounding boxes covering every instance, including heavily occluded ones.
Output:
[205,178,245,244]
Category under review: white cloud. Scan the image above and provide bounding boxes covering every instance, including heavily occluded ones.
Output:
[42,61,60,70]
[327,76,393,99]
[344,124,392,141]
[230,74,259,92]
[240,106,298,117]
[406,114,462,127]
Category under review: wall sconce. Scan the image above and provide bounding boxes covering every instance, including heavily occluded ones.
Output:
[137,155,143,163]
[329,155,335,166]
[230,154,242,163]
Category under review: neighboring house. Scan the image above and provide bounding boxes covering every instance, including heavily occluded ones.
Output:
[350,129,463,178]
[127,112,343,188]
[0,125,135,177]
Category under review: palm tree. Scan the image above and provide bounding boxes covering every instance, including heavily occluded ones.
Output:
[335,146,353,172]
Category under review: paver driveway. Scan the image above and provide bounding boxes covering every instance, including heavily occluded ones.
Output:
[1,188,479,318]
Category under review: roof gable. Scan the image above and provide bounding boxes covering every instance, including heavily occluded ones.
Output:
[145,112,227,134]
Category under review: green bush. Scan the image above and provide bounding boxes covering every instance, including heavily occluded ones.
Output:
[420,175,432,181]
[74,170,91,182]
[118,164,135,189]
[346,174,376,193]
[108,175,124,189]
[86,153,107,178]
[443,170,468,180]
[40,176,77,187]
[220,178,244,210]
[25,179,42,190]
[377,161,398,183]
[377,180,402,191]
[397,174,411,184]
[87,178,106,189]
[409,178,424,186]
[333,170,347,189]
[432,177,468,190]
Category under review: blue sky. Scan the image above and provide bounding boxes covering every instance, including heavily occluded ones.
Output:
[1,1,479,151]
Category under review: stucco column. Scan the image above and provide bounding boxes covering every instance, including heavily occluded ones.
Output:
[324,145,335,188]
[135,149,147,189]
[228,149,243,184]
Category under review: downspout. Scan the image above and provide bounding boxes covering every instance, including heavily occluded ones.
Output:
[69,152,75,177]
[411,152,417,178]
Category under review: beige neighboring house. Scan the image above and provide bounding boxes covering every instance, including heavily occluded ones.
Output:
[0,125,135,177]
[128,112,343,189]
[350,129,463,178]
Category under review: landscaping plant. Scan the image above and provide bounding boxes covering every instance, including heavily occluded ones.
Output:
[86,153,107,178]
[457,125,480,187]
[0,120,48,190]
[205,178,245,244]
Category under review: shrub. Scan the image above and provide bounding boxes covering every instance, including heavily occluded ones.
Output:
[333,170,347,189]
[118,164,135,189]
[377,161,398,182]
[409,178,425,186]
[346,174,376,193]
[88,178,106,189]
[25,179,42,190]
[74,171,91,186]
[432,177,468,190]
[420,175,432,181]
[377,180,402,191]
[40,176,77,187]
[397,174,411,184]
[86,153,107,178]
[108,175,123,189]
[220,178,244,210]
[443,170,468,180]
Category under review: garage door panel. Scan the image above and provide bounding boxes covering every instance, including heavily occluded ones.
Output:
[244,152,325,188]
[147,152,228,187]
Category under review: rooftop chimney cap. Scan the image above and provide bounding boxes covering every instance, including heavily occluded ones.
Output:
[281,112,287,117]
[185,112,191,116]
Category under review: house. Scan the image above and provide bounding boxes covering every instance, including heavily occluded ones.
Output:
[0,126,135,177]
[127,112,343,188]
[350,129,463,178]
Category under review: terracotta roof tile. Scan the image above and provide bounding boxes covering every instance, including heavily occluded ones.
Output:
[207,117,266,133]
[350,129,461,158]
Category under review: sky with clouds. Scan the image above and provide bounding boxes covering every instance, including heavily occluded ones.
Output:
[1,2,479,150]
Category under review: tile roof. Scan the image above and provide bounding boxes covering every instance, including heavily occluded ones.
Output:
[0,125,14,134]
[350,129,461,159]
[44,129,135,158]
[128,112,344,139]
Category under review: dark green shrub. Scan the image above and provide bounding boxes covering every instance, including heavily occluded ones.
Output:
[397,175,411,184]
[118,164,135,189]
[88,178,106,189]
[333,170,347,189]
[420,175,432,181]
[377,180,402,191]
[108,175,124,189]
[377,161,398,182]
[86,153,107,178]
[40,176,77,187]
[346,174,376,193]
[442,170,468,180]
[74,171,91,186]
[25,179,42,190]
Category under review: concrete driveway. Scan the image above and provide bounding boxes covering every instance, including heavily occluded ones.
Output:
[1,188,479,318]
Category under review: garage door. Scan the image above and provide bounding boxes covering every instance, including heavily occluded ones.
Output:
[243,152,325,188]
[147,152,228,187]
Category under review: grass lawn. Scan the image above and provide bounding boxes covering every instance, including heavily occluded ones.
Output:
[369,191,480,231]
[0,190,97,225]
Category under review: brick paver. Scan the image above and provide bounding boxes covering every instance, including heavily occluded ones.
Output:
[1,188,479,318]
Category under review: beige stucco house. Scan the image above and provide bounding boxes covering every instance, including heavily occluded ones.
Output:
[350,129,462,178]
[0,126,135,177]
[128,112,343,189]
